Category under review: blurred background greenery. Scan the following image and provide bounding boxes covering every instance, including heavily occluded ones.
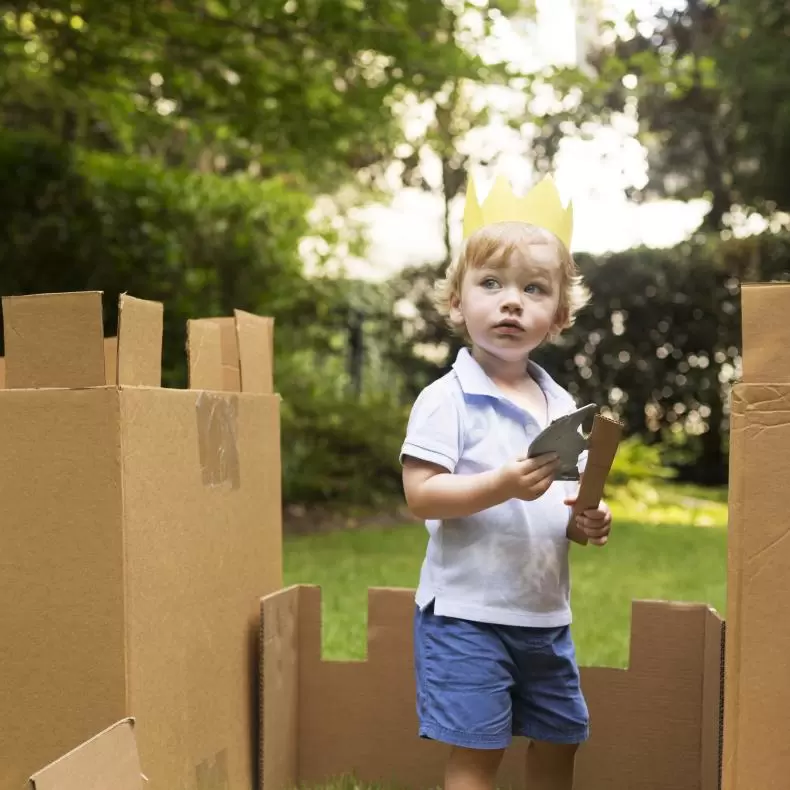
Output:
[1,0,787,524]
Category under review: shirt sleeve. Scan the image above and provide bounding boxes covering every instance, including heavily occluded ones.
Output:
[399,383,462,473]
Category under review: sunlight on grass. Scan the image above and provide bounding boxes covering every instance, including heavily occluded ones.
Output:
[607,482,728,528]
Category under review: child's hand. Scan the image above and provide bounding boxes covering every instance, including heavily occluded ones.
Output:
[498,453,562,502]
[564,498,612,546]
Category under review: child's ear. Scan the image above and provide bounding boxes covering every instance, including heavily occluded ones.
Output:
[549,305,569,338]
[448,291,464,327]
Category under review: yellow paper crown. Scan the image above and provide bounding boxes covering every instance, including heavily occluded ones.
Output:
[462,173,574,250]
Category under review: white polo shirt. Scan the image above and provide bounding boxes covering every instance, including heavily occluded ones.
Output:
[400,347,584,628]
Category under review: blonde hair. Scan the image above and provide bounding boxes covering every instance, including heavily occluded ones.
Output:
[433,221,590,341]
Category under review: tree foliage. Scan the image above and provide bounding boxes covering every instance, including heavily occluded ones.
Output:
[526,0,790,229]
[0,0,514,187]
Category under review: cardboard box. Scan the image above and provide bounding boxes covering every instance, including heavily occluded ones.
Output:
[723,282,790,790]
[0,292,282,790]
[29,718,144,790]
[260,586,723,790]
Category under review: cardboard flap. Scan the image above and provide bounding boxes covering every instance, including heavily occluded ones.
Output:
[741,282,790,383]
[28,718,143,790]
[187,317,240,392]
[2,292,105,389]
[187,319,224,391]
[117,294,163,387]
[234,309,274,394]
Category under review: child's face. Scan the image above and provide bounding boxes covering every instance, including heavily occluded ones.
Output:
[449,238,564,363]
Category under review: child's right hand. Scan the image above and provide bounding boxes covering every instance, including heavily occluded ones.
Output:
[498,453,561,501]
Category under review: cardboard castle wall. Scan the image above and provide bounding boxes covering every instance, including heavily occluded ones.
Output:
[23,282,790,790]
[722,282,790,790]
[260,586,724,790]
[0,292,282,790]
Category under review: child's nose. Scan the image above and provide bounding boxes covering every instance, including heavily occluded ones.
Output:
[500,286,523,310]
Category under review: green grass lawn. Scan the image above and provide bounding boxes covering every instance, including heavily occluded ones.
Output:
[283,484,728,668]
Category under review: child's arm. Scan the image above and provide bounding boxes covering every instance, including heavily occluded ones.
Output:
[402,453,560,521]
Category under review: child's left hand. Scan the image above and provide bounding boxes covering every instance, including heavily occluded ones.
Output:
[564,498,612,546]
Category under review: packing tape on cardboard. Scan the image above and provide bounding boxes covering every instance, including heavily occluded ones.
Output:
[196,392,241,489]
[195,750,229,790]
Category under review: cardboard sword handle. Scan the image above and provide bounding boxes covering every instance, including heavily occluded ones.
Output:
[567,414,623,546]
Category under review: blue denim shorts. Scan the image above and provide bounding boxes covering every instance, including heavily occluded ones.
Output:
[413,601,589,749]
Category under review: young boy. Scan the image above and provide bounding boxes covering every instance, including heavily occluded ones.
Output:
[399,175,612,790]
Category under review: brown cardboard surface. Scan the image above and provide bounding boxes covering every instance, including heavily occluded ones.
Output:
[0,354,5,388]
[117,294,163,386]
[29,718,143,790]
[740,282,790,383]
[122,386,282,790]
[187,319,224,391]
[260,586,723,790]
[2,292,106,389]
[0,292,282,790]
[192,316,242,392]
[569,413,623,545]
[723,383,790,790]
[235,310,274,394]
[0,387,127,790]
[722,282,790,790]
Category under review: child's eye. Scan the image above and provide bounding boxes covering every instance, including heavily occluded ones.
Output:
[481,278,499,289]
[525,283,546,294]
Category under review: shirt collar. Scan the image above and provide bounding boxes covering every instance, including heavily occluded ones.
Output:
[451,346,568,416]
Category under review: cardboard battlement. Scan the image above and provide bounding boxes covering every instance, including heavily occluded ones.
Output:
[260,586,723,790]
[1,291,274,394]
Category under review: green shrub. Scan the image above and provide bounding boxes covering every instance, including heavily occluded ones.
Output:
[606,435,677,489]
[0,129,311,386]
[280,366,409,506]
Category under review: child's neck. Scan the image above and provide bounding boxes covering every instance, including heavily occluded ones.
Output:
[471,346,531,389]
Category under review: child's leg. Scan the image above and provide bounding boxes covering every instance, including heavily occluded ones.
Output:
[413,602,516,789]
[524,740,578,790]
[445,746,505,790]
[507,624,589,790]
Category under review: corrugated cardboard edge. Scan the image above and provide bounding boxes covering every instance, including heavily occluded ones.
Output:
[235,310,274,394]
[721,387,746,790]
[700,606,725,790]
[569,414,623,545]
[117,294,163,387]
[260,586,301,790]
[1,291,106,389]
[28,717,143,790]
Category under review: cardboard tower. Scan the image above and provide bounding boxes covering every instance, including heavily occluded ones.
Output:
[0,292,283,790]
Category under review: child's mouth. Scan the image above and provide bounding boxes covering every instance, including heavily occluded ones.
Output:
[494,321,523,334]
